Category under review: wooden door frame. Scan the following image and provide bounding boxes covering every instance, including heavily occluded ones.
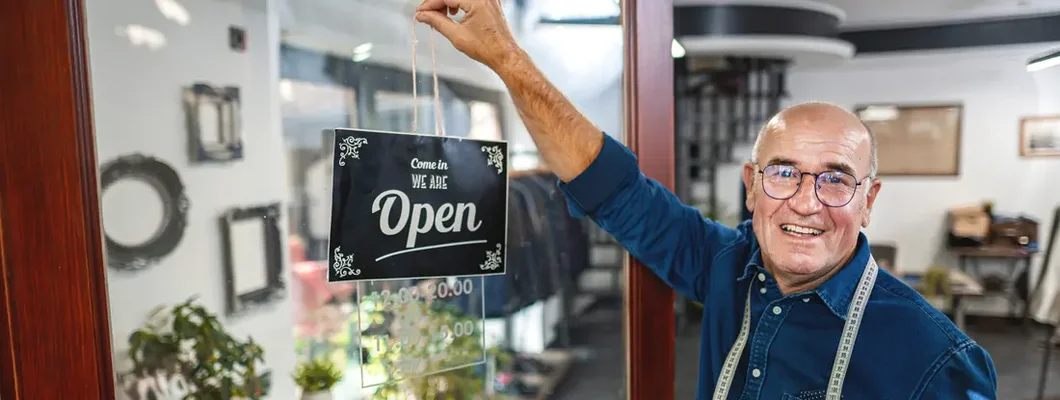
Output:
[623,0,676,399]
[0,0,116,399]
[0,0,676,398]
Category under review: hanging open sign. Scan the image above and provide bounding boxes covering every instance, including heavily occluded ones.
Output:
[327,128,509,282]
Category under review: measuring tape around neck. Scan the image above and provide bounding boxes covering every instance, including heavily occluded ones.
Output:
[712,257,879,400]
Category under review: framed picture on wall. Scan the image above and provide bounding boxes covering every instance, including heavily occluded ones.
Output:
[1020,116,1060,157]
[855,103,963,176]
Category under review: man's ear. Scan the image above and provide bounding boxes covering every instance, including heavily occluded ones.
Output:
[862,178,882,228]
[742,162,757,213]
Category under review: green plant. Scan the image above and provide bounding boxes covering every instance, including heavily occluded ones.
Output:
[124,296,270,400]
[293,358,344,393]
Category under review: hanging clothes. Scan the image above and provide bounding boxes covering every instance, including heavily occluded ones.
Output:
[479,173,592,319]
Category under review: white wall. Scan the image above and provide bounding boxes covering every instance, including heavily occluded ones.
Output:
[724,44,1060,316]
[87,0,296,397]
[507,21,625,151]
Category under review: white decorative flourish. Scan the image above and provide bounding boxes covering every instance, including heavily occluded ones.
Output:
[480,243,504,271]
[481,145,504,174]
[338,136,368,166]
[332,246,361,278]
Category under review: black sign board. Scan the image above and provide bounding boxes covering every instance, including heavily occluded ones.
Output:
[327,128,508,282]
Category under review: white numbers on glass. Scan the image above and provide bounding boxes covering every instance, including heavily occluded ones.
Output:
[369,279,474,308]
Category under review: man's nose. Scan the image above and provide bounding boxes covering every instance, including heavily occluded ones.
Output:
[787,175,823,215]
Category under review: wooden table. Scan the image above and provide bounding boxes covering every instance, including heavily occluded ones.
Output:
[947,269,985,331]
[950,246,1036,323]
[904,269,983,331]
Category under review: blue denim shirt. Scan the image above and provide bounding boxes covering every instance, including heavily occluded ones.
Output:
[558,133,998,400]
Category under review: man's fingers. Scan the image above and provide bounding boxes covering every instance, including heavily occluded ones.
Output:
[415,10,462,40]
[417,0,446,11]
[417,0,469,12]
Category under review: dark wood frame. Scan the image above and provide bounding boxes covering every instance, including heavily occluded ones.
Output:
[0,0,676,399]
[854,103,964,176]
[0,0,116,399]
[220,203,286,316]
[1019,115,1060,158]
[99,153,190,272]
[183,83,245,163]
[623,0,676,399]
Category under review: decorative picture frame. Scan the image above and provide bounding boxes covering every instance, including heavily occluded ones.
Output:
[183,83,244,163]
[220,203,285,315]
[100,154,189,271]
[1019,116,1060,157]
[855,103,963,176]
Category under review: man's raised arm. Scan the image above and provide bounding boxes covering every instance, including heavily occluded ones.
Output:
[415,0,737,301]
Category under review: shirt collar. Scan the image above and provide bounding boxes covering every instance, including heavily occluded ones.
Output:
[738,232,873,320]
[737,240,763,282]
[814,233,872,320]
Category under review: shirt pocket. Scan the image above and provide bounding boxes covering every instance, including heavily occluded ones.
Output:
[782,389,835,400]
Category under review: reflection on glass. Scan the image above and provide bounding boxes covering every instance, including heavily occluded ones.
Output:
[374,91,437,134]
[468,101,502,141]
[87,0,625,398]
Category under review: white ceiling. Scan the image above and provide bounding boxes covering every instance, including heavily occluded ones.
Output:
[819,0,1060,28]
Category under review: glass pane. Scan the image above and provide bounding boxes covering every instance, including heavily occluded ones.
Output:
[84,0,626,398]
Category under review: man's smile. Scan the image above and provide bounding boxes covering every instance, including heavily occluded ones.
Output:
[779,223,824,237]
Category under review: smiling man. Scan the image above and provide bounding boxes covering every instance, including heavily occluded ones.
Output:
[415,0,998,398]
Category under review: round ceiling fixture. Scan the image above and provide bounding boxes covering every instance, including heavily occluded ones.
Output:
[674,0,855,67]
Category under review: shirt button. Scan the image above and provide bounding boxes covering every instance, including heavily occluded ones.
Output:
[772,306,782,315]
[752,368,761,378]
[759,287,767,294]
[803,297,811,303]
[757,273,766,282]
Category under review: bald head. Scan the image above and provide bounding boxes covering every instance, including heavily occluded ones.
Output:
[750,101,878,178]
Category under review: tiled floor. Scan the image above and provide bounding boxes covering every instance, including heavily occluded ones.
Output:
[551,300,1060,399]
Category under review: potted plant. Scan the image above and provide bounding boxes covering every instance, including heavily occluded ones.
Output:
[293,358,343,400]
[121,296,271,400]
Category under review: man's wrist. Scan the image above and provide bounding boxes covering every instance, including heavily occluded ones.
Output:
[489,43,530,82]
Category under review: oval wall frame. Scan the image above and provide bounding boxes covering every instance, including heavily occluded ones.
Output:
[100,153,189,271]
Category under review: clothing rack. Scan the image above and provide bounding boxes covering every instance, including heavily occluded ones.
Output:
[484,169,596,354]
[511,165,623,299]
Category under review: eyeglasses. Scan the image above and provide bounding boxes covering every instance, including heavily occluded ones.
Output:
[757,164,869,208]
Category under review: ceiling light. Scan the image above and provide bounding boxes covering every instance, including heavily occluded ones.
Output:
[117,24,167,51]
[354,43,373,54]
[1027,48,1060,72]
[278,79,294,102]
[353,42,372,62]
[672,39,685,58]
[155,0,190,26]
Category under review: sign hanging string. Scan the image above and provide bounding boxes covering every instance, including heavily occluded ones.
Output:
[411,19,446,136]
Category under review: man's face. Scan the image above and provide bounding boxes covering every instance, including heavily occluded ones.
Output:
[741,112,881,284]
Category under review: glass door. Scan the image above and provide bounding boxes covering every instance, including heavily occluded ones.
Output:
[0,0,676,399]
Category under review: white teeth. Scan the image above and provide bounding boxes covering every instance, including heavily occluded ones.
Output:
[781,224,823,236]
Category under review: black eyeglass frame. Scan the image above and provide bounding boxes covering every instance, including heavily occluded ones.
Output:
[755,164,873,208]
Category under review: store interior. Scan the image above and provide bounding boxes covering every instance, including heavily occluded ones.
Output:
[85,0,1060,399]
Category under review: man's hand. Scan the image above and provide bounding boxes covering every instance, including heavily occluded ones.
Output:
[416,0,604,182]
[415,0,518,71]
